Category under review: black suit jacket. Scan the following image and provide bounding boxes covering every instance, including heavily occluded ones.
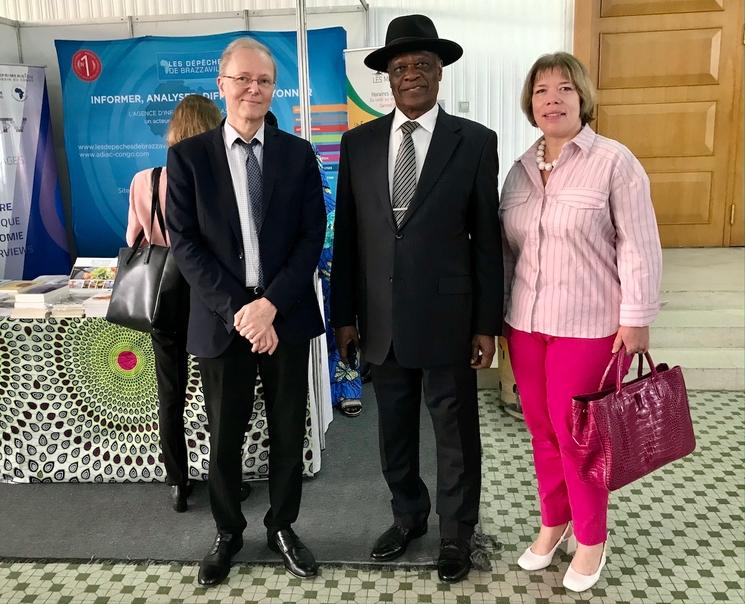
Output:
[330,109,503,368]
[166,122,326,358]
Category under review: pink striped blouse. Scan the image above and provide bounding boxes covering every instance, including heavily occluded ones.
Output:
[501,124,662,338]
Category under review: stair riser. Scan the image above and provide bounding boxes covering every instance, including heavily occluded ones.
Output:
[652,327,744,349]
[684,368,744,391]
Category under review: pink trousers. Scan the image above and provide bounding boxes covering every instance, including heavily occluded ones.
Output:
[507,327,632,545]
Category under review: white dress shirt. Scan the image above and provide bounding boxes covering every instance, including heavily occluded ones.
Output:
[223,120,264,287]
[388,103,439,200]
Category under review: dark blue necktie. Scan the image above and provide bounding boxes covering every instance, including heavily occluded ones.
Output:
[241,138,264,287]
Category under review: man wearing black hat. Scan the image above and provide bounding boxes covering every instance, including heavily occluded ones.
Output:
[330,14,502,583]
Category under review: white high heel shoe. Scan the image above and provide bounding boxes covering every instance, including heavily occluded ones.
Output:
[562,539,608,592]
[517,523,577,571]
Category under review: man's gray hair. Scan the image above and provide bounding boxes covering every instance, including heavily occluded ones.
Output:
[219,37,277,80]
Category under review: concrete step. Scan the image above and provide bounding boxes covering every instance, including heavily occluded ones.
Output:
[660,290,744,310]
[649,348,744,391]
[652,325,744,349]
[654,308,744,328]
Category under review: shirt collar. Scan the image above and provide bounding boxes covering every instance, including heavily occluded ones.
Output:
[224,119,265,148]
[392,102,439,134]
[516,123,597,164]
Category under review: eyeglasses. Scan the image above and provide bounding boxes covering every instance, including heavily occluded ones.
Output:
[221,74,275,90]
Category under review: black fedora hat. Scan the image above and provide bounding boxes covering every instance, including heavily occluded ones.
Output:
[364,14,463,73]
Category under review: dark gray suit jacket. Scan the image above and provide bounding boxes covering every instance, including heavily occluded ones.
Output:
[330,109,503,367]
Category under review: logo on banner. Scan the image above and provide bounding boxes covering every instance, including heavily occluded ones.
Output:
[157,52,222,80]
[12,87,25,101]
[72,50,102,82]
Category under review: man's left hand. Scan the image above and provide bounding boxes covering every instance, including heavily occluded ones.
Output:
[234,298,277,343]
[470,334,496,369]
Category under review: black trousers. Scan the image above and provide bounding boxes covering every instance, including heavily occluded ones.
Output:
[150,277,190,486]
[198,334,310,536]
[370,347,481,541]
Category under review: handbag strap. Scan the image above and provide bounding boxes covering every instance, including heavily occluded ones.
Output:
[598,346,658,393]
[126,229,147,264]
[149,166,167,242]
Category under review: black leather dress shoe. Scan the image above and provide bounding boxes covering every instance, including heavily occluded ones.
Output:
[370,523,428,561]
[170,482,193,513]
[197,532,243,586]
[437,538,471,583]
[267,528,318,578]
[240,482,251,501]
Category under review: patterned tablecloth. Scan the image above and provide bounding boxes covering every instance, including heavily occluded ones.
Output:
[0,318,321,483]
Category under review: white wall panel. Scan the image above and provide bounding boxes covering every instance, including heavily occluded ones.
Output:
[131,11,246,36]
[0,0,363,21]
[0,19,19,62]
[130,8,365,47]
[246,8,365,46]
[366,0,573,190]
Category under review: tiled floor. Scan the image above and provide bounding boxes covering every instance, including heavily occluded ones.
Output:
[0,390,743,604]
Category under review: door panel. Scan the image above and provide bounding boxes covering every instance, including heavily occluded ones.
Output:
[599,29,721,88]
[601,0,724,17]
[575,0,743,247]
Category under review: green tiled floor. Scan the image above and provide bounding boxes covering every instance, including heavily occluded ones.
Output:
[0,390,743,604]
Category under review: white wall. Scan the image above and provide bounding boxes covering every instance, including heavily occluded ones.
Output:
[368,0,574,187]
[0,0,364,21]
[0,18,19,62]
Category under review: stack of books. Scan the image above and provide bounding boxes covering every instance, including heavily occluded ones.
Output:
[82,290,112,318]
[0,291,13,317]
[11,276,70,319]
[0,279,36,297]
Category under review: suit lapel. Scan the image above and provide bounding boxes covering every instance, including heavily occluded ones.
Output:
[399,109,461,230]
[260,125,279,231]
[207,124,244,247]
[370,113,397,232]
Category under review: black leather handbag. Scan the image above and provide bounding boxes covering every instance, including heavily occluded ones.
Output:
[106,167,185,333]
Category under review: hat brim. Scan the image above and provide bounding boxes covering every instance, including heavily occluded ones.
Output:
[363,38,463,72]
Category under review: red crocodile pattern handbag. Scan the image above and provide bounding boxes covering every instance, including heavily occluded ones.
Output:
[571,348,696,491]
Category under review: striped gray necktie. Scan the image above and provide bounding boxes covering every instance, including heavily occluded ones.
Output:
[392,120,419,227]
[241,138,264,287]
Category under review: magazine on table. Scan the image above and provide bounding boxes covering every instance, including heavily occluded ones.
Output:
[68,257,118,291]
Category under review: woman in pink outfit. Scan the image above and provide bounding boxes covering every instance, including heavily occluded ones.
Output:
[126,94,222,512]
[500,52,662,592]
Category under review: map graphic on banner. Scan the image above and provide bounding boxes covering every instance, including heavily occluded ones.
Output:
[55,29,347,256]
[0,65,71,279]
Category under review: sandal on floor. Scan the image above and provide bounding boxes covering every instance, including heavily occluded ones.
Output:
[339,399,362,417]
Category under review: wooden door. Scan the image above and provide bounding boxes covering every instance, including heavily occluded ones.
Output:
[574,0,744,247]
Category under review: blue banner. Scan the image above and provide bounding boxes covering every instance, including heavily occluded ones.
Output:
[55,29,347,256]
[0,65,70,279]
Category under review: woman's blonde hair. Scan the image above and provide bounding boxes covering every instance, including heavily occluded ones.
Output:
[166,94,223,147]
[520,52,596,128]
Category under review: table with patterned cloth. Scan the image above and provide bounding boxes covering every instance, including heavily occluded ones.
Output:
[0,318,321,483]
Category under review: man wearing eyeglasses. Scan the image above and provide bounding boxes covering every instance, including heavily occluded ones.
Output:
[166,38,326,586]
